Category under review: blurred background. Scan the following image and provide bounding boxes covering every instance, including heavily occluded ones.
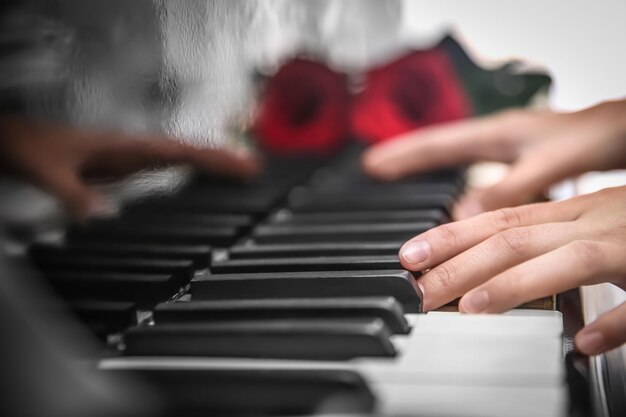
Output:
[2,0,625,229]
[403,0,626,112]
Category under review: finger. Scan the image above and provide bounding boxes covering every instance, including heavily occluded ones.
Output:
[576,302,626,355]
[416,222,579,311]
[35,168,108,220]
[459,240,626,314]
[86,138,260,180]
[361,113,524,180]
[187,147,261,179]
[399,198,586,272]
[453,150,587,220]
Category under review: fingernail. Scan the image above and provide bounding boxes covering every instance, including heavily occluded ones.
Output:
[455,199,484,220]
[401,240,431,265]
[576,331,606,355]
[461,290,490,313]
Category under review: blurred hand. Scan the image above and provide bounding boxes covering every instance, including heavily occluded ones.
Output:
[399,186,626,355]
[363,100,626,219]
[0,116,259,219]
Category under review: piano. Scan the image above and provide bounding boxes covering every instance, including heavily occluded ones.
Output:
[1,2,624,415]
[10,143,581,417]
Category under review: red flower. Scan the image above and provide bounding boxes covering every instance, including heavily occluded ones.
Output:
[350,48,471,144]
[253,58,350,156]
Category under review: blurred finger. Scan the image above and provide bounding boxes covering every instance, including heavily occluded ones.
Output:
[417,222,579,311]
[187,147,261,179]
[362,113,526,180]
[85,138,260,180]
[35,168,106,220]
[459,240,625,314]
[576,302,626,355]
[399,198,585,272]
[454,139,597,219]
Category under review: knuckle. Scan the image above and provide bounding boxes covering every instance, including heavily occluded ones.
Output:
[497,227,535,255]
[491,207,527,231]
[436,223,460,248]
[491,207,526,231]
[569,240,604,274]
[428,263,459,291]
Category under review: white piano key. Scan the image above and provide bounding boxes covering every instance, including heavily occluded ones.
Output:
[374,383,567,417]
[413,310,563,337]
[377,335,563,386]
[358,310,564,387]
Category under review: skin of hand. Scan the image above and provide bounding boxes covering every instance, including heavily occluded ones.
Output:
[362,99,626,220]
[398,186,626,355]
[0,116,260,220]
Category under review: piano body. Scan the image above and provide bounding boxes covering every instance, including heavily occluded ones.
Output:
[0,1,624,416]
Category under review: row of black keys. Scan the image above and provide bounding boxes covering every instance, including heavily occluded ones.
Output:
[30,150,463,416]
[30,153,462,359]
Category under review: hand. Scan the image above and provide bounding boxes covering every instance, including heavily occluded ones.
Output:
[0,116,260,219]
[398,186,626,355]
[362,100,626,219]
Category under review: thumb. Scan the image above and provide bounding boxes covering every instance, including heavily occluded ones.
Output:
[575,302,626,355]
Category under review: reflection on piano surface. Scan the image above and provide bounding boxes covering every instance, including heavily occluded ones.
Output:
[24,144,569,417]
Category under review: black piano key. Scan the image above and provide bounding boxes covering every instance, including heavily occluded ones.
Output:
[191,269,422,313]
[153,297,409,334]
[251,222,435,244]
[228,242,402,259]
[33,255,195,281]
[31,242,212,268]
[102,367,375,417]
[70,300,137,335]
[124,318,396,360]
[45,271,183,305]
[289,192,455,213]
[210,255,401,274]
[66,223,240,246]
[271,209,449,224]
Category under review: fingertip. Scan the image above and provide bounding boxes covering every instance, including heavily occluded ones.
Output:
[63,193,96,222]
[231,149,263,178]
[360,154,379,178]
[399,240,431,268]
[361,147,398,181]
[44,172,102,222]
[575,330,606,356]
[459,290,490,314]
[190,147,262,180]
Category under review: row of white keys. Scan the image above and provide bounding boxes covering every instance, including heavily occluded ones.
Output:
[359,309,567,417]
[101,309,567,417]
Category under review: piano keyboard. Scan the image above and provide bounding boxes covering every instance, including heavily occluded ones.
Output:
[29,145,567,417]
